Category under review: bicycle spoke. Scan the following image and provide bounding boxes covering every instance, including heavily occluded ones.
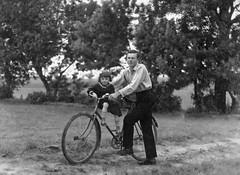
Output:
[62,113,100,164]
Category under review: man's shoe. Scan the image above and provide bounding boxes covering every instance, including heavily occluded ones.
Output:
[117,148,133,156]
[138,158,156,165]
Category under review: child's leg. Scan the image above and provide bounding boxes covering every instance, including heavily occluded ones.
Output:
[101,102,109,126]
[114,115,120,133]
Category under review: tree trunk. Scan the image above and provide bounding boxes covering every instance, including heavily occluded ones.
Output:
[35,67,51,95]
[3,67,14,98]
[214,77,229,114]
[193,79,202,112]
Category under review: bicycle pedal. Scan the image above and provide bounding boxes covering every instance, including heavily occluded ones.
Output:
[116,132,122,137]
[73,136,79,140]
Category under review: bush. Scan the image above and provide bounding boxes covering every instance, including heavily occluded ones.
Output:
[0,85,13,99]
[57,89,74,103]
[202,93,218,112]
[26,92,47,104]
[155,94,182,112]
[153,84,182,112]
[73,93,95,106]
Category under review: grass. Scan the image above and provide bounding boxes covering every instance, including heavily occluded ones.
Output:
[1,99,240,174]
[5,80,240,174]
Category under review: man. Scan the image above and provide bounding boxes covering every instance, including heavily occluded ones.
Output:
[109,50,157,165]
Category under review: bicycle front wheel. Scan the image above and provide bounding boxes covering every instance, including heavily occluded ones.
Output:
[61,112,101,164]
[132,119,158,161]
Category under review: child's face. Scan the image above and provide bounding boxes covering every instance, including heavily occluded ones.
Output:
[100,77,110,86]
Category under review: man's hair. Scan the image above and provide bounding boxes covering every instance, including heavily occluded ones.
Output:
[128,50,139,54]
[127,50,139,59]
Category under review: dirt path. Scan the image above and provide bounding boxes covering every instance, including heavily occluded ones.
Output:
[0,137,240,175]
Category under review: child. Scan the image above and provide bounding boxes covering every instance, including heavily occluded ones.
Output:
[87,70,122,134]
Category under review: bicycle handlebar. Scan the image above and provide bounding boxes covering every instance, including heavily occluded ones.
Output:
[88,92,110,100]
[88,92,135,106]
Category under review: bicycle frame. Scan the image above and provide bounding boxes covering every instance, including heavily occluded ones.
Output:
[90,95,157,142]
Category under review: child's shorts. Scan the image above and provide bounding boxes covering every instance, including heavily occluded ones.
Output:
[98,99,122,116]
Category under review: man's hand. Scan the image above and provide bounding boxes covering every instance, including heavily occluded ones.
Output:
[102,93,109,99]
[109,92,122,102]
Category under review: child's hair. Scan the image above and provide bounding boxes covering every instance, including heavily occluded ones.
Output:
[98,70,112,82]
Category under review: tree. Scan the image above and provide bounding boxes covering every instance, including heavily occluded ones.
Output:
[207,0,240,113]
[71,0,134,71]
[16,0,74,98]
[177,0,240,113]
[134,1,187,112]
[135,0,240,113]
[0,0,89,100]
[0,0,31,98]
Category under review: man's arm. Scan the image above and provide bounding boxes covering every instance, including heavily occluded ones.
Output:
[118,67,146,97]
[111,70,126,91]
[110,65,148,100]
[109,70,126,100]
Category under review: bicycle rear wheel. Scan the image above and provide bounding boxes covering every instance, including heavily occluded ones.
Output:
[132,119,157,161]
[61,112,101,164]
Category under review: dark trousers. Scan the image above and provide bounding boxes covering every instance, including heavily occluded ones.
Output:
[122,90,157,159]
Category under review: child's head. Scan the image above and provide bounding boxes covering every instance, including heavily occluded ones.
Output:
[99,70,111,86]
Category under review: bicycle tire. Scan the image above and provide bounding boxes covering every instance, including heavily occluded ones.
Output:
[131,119,158,161]
[61,112,101,164]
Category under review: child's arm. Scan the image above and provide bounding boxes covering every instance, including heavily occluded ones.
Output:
[87,85,98,98]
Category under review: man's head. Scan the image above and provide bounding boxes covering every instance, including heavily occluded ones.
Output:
[126,50,139,68]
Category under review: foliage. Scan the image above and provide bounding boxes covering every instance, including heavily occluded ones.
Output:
[0,85,13,99]
[153,83,182,112]
[177,0,240,113]
[73,93,95,106]
[1,0,240,114]
[0,0,31,98]
[25,76,92,104]
[134,0,240,113]
[56,77,89,103]
[57,89,74,103]
[0,0,86,99]
[201,92,218,113]
[72,0,134,70]
[135,2,191,112]
[26,92,48,104]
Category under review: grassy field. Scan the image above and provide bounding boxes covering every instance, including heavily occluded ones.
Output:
[1,100,240,174]
[14,78,45,99]
[5,78,240,174]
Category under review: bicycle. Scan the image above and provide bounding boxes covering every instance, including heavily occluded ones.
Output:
[61,94,158,164]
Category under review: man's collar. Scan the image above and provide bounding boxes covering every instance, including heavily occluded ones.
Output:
[129,63,139,72]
